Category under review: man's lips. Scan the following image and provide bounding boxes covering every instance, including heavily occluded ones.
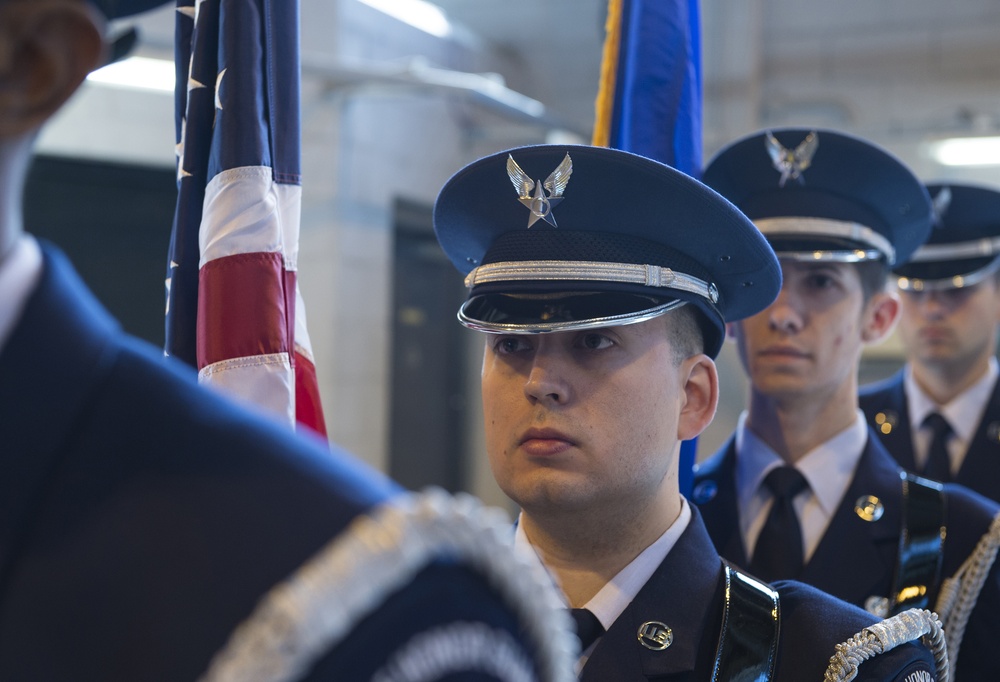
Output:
[519,428,575,455]
[756,345,810,359]
[918,326,952,342]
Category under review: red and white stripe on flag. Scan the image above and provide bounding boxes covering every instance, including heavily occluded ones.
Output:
[196,167,296,428]
[166,0,327,438]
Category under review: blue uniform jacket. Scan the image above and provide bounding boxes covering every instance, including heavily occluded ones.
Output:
[860,368,1000,504]
[0,245,545,681]
[581,506,933,680]
[693,433,1000,681]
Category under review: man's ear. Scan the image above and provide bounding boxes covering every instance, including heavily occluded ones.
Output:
[861,290,900,344]
[0,0,106,138]
[677,354,719,441]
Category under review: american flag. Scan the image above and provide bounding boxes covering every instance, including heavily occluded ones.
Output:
[593,0,702,493]
[164,0,327,437]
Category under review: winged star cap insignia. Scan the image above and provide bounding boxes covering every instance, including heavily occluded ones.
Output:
[766,131,818,187]
[931,186,952,228]
[507,153,573,228]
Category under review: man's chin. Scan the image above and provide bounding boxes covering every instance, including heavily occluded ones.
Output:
[915,345,958,365]
[749,374,811,399]
[507,482,594,517]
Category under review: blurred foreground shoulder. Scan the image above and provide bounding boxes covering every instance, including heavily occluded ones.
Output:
[200,489,577,682]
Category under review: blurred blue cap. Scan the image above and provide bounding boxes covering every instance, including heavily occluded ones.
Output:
[702,128,932,267]
[433,144,782,358]
[894,183,1000,291]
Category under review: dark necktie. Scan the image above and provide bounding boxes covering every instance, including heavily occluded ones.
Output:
[921,412,953,483]
[750,466,809,581]
[570,608,604,650]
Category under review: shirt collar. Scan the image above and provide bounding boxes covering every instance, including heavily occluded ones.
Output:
[513,499,692,632]
[0,235,43,354]
[905,358,999,443]
[736,410,869,518]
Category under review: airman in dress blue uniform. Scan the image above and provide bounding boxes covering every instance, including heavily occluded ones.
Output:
[861,183,1000,503]
[434,143,940,681]
[0,1,574,679]
[694,128,1000,681]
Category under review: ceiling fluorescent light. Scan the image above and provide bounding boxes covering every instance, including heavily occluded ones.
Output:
[87,56,175,93]
[359,0,452,38]
[929,136,1000,167]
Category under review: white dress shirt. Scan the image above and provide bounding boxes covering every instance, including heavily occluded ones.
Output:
[0,235,43,355]
[904,358,999,475]
[513,499,692,670]
[735,410,868,563]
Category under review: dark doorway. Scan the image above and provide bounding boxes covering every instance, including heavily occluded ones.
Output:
[388,199,469,492]
[24,155,177,347]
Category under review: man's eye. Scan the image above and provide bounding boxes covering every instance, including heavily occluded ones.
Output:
[578,333,614,350]
[808,274,834,289]
[495,337,530,354]
[942,288,974,305]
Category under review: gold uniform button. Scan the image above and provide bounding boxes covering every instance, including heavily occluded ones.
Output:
[874,411,898,435]
[854,495,884,522]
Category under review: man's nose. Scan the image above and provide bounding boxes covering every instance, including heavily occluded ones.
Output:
[523,348,571,405]
[767,290,804,334]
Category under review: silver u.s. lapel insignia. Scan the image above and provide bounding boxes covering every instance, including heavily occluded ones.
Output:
[506,153,573,228]
[765,131,818,187]
[637,621,673,651]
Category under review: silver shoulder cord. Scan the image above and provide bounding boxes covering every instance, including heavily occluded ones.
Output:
[823,608,948,682]
[933,511,1000,674]
[197,488,577,682]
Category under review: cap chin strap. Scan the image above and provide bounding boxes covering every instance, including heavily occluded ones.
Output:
[754,217,895,264]
[458,299,686,335]
[896,255,1000,292]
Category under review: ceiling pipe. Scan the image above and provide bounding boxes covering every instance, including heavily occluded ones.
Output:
[301,53,583,135]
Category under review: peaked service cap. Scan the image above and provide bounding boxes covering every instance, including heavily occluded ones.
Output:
[702,128,933,267]
[433,144,782,358]
[894,182,1000,291]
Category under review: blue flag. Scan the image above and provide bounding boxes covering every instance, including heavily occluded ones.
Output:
[594,0,703,494]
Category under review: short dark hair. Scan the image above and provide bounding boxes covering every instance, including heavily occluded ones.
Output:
[665,304,706,363]
[856,259,891,304]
